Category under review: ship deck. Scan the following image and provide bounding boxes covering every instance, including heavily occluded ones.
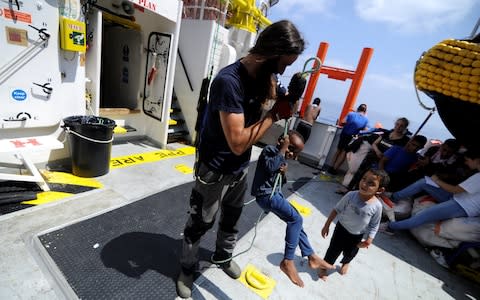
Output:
[0,139,478,299]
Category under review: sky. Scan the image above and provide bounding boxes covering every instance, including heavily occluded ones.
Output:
[266,0,480,141]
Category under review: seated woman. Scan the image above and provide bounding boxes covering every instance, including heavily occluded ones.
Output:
[380,148,480,235]
[295,97,321,142]
[405,138,460,187]
[276,77,320,143]
[338,117,411,194]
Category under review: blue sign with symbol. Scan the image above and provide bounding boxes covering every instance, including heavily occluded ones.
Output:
[12,89,27,101]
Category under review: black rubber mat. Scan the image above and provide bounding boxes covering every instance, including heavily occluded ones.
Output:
[38,160,317,299]
[0,181,39,214]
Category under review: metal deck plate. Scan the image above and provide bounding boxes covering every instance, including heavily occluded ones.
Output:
[38,160,318,299]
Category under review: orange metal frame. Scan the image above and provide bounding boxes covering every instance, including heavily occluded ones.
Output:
[299,42,373,125]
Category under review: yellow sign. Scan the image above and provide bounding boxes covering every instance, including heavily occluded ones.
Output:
[59,16,86,52]
[110,146,195,169]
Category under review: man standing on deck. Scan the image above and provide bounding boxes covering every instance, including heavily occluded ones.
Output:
[176,20,306,298]
[328,104,369,174]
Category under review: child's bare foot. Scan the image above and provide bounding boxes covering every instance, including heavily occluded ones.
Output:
[318,268,328,281]
[307,254,334,270]
[339,263,349,275]
[280,259,304,287]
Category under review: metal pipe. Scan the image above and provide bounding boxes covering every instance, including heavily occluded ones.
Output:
[412,107,436,137]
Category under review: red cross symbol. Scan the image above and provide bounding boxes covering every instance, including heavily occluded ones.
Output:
[9,138,42,148]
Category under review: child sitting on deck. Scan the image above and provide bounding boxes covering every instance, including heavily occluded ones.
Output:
[251,130,334,287]
[319,168,390,280]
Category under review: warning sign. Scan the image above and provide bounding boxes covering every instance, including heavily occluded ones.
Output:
[3,9,32,24]
[110,146,195,169]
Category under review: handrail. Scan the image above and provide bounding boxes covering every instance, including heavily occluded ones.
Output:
[0,39,47,83]
[227,0,271,32]
[0,31,50,84]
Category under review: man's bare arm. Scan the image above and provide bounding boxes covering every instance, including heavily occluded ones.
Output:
[220,111,276,155]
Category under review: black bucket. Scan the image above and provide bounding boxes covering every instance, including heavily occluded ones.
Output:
[63,116,116,177]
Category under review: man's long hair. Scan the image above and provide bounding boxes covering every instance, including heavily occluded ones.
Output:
[250,20,305,56]
[250,20,305,103]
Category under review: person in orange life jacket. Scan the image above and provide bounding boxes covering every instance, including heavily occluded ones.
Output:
[329,104,369,174]
[176,20,306,299]
[252,130,334,287]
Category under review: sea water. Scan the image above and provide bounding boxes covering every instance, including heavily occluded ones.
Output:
[315,100,453,142]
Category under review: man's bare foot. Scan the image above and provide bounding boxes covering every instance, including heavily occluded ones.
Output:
[339,263,349,275]
[280,259,304,287]
[307,254,334,270]
[318,268,328,281]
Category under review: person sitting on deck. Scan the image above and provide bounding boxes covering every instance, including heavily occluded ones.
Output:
[379,148,480,235]
[319,168,389,280]
[294,97,321,142]
[404,138,460,187]
[277,77,321,143]
[251,130,334,287]
[337,117,411,194]
[377,135,427,191]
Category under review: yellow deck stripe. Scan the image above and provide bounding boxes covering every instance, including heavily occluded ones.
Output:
[110,146,195,169]
[22,191,73,205]
[174,163,193,174]
[40,170,103,188]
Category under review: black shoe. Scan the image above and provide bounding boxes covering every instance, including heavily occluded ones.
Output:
[211,254,242,279]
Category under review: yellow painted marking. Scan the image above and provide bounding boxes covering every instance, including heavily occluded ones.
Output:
[289,199,312,216]
[175,163,193,174]
[113,126,128,134]
[239,264,276,299]
[40,170,103,188]
[22,191,73,205]
[320,173,340,181]
[110,146,195,169]
[168,119,177,125]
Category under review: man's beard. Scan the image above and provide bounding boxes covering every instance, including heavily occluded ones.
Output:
[255,57,279,103]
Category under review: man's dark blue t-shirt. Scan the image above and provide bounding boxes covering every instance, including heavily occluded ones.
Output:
[198,60,262,175]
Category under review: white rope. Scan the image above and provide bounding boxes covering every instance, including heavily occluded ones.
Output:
[209,210,266,265]
[64,127,114,143]
[413,53,436,111]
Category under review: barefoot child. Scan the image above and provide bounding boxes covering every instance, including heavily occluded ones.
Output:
[251,130,334,287]
[319,168,389,280]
